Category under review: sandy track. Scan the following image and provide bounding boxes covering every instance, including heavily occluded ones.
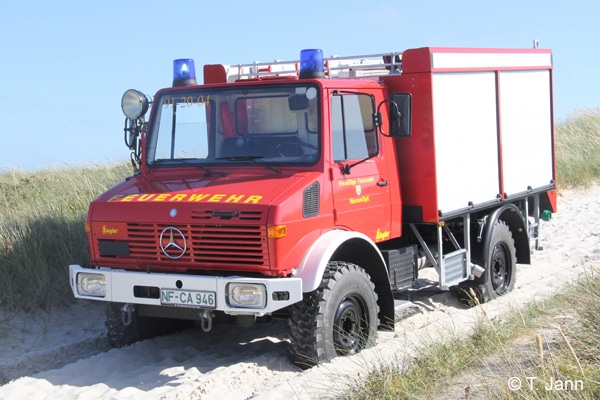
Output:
[0,185,598,399]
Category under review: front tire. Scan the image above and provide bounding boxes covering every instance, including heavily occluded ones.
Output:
[288,261,379,369]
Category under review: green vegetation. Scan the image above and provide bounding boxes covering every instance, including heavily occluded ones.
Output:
[342,269,600,399]
[1,108,597,312]
[556,108,600,187]
[0,108,599,397]
[0,162,131,311]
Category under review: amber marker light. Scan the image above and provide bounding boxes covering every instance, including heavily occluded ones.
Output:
[268,225,287,239]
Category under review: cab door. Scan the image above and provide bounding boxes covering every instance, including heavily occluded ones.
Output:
[329,90,392,243]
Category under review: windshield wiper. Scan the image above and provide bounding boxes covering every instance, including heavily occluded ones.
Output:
[194,165,228,177]
[215,156,280,174]
[152,159,228,177]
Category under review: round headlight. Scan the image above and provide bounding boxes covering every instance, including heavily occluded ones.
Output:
[121,89,150,120]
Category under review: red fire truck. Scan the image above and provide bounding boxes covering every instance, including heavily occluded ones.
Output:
[70,46,557,368]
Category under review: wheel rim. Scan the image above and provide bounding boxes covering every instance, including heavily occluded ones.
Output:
[333,294,369,355]
[490,242,511,294]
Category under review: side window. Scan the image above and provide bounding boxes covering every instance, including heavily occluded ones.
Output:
[331,93,377,162]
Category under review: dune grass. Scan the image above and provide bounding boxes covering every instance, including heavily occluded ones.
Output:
[1,108,598,312]
[0,162,131,311]
[555,108,600,187]
[342,268,600,399]
[0,107,597,398]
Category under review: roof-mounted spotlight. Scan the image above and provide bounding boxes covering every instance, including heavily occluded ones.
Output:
[121,89,150,120]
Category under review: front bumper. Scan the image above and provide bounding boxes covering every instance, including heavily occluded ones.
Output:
[69,265,303,315]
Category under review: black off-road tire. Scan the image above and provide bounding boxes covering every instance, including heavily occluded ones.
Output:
[105,303,190,347]
[288,261,379,369]
[460,220,517,304]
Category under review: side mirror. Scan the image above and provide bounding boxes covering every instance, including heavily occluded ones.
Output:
[389,93,412,138]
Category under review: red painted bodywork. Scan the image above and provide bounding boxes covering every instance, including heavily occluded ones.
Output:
[87,47,556,278]
[88,167,328,277]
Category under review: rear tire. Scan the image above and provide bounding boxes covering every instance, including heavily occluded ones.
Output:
[288,261,379,369]
[460,220,516,304]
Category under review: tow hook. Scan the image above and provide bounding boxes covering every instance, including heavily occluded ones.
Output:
[199,310,214,332]
[121,303,135,326]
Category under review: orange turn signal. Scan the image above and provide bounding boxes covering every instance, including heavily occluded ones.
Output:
[267,225,287,239]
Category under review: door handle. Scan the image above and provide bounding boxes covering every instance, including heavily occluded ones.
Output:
[377,180,389,187]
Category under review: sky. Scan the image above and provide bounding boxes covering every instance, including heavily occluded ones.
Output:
[1,0,599,171]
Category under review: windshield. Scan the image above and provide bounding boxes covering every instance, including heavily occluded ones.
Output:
[147,84,320,167]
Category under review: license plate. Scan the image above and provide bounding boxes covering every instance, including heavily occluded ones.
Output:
[160,289,216,308]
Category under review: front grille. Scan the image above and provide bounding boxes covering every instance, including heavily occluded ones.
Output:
[118,222,268,267]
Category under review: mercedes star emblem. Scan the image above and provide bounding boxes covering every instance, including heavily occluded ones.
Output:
[159,227,187,259]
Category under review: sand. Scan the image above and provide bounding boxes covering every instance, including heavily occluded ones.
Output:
[0,184,598,399]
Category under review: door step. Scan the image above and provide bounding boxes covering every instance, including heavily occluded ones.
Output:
[394,299,418,322]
